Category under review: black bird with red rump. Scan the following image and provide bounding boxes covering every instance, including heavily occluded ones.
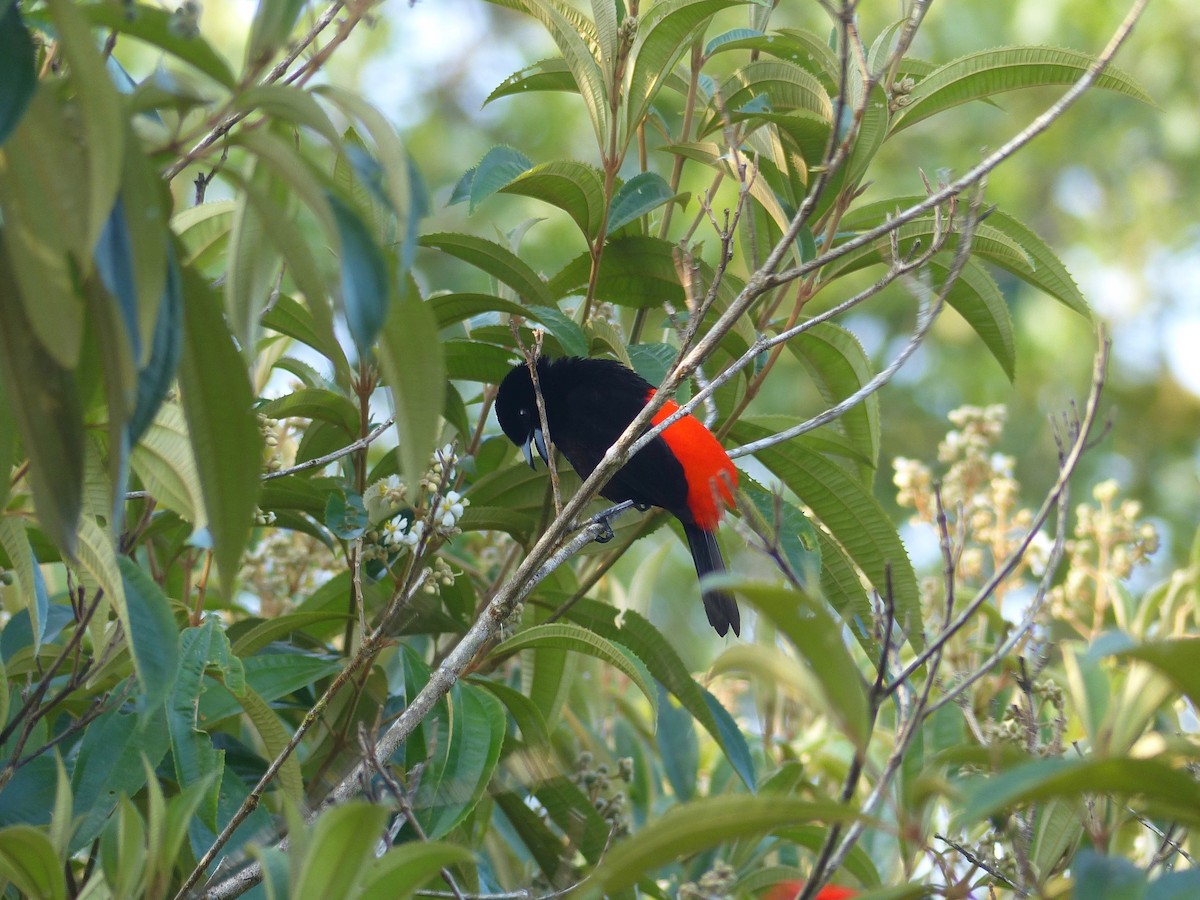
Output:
[495,356,741,636]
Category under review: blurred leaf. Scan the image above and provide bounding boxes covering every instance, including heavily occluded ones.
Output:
[501,159,605,239]
[706,27,839,83]
[236,686,304,805]
[1072,849,1146,899]
[0,825,65,900]
[379,291,446,491]
[606,171,677,235]
[578,795,860,896]
[232,83,342,145]
[358,842,475,900]
[46,0,125,258]
[325,488,368,540]
[0,519,48,652]
[259,389,360,436]
[730,422,922,646]
[1148,870,1200,900]
[844,82,889,187]
[294,802,389,898]
[129,243,184,443]
[1119,638,1200,709]
[224,173,280,363]
[0,2,35,146]
[413,681,506,839]
[262,293,351,383]
[246,0,307,68]
[893,46,1154,134]
[955,757,1200,830]
[422,232,553,305]
[657,688,700,801]
[173,200,236,268]
[83,3,237,88]
[733,581,871,747]
[178,268,262,597]
[491,622,658,714]
[430,292,527,327]
[328,194,388,360]
[119,557,181,715]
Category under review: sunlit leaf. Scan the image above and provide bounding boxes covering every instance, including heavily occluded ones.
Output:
[606,171,677,234]
[500,159,605,239]
[485,57,579,105]
[422,232,554,306]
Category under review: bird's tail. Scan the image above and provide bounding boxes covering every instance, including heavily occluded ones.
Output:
[683,523,740,637]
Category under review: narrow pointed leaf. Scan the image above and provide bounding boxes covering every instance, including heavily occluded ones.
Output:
[485,57,578,105]
[606,171,677,234]
[329,192,391,357]
[379,290,445,490]
[467,145,532,213]
[422,232,553,306]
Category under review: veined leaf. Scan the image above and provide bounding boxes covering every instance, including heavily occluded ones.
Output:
[701,59,833,137]
[548,235,685,308]
[422,232,554,306]
[893,46,1154,134]
[500,159,605,239]
[131,403,206,529]
[178,268,262,596]
[357,843,475,900]
[707,27,839,84]
[937,256,1015,379]
[467,145,532,213]
[606,171,678,235]
[626,0,744,135]
[258,388,360,436]
[430,292,527,328]
[379,291,445,492]
[730,421,922,647]
[490,622,658,715]
[0,519,48,652]
[119,558,180,715]
[485,56,578,105]
[489,0,608,147]
[525,304,589,357]
[785,322,880,477]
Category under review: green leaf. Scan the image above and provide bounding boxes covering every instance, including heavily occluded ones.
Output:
[358,842,475,900]
[606,171,677,235]
[329,192,391,358]
[730,422,922,647]
[430,292,528,328]
[702,59,833,136]
[46,0,125,259]
[119,558,181,715]
[741,481,821,583]
[1119,638,1200,710]
[490,0,608,147]
[466,145,532,212]
[525,304,589,357]
[548,235,685,308]
[443,340,518,383]
[893,46,1155,134]
[938,257,1015,380]
[568,602,756,789]
[485,56,578,105]
[413,681,506,839]
[0,825,66,900]
[470,677,551,746]
[844,82,890,187]
[224,177,280,363]
[245,0,307,67]
[258,389,361,436]
[325,488,368,540]
[0,518,48,651]
[733,581,871,747]
[261,293,351,383]
[178,269,263,596]
[0,3,35,146]
[294,802,389,898]
[421,232,553,306]
[232,83,342,145]
[491,622,658,714]
[577,795,860,896]
[955,756,1200,830]
[657,689,700,801]
[237,686,304,805]
[83,4,237,88]
[379,291,446,490]
[706,27,839,83]
[626,0,744,135]
[501,159,605,239]
[173,200,236,268]
[130,402,208,530]
[0,242,84,555]
[786,322,880,476]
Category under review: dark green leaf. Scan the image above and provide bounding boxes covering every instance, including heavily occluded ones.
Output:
[1072,849,1145,899]
[258,389,361,436]
[501,159,605,239]
[548,236,685,308]
[606,172,677,235]
[467,145,532,212]
[443,340,517,383]
[485,57,578,105]
[329,192,391,358]
[325,488,368,540]
[0,3,35,146]
[178,268,262,595]
[525,304,589,357]
[657,688,699,801]
[421,232,553,306]
[358,842,475,900]
[741,481,821,584]
[120,558,181,715]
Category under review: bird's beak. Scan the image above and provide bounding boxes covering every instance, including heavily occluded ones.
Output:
[522,427,549,469]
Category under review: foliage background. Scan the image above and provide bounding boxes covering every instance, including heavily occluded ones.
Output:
[0,0,1198,898]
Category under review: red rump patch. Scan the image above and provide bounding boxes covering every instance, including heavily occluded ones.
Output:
[648,391,737,529]
[762,883,858,900]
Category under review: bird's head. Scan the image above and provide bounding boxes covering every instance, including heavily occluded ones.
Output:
[496,360,550,469]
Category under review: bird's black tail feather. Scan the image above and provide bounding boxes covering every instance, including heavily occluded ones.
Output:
[683,523,740,637]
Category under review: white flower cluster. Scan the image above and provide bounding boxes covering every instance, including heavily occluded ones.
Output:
[364,474,408,525]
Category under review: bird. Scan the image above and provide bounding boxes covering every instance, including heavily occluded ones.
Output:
[495,355,741,636]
